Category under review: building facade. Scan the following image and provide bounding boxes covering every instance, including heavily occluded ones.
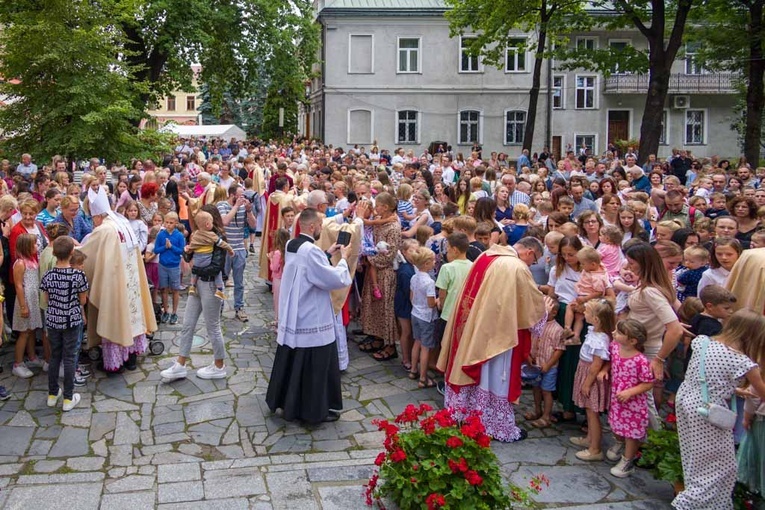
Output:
[301,0,739,160]
[144,65,203,128]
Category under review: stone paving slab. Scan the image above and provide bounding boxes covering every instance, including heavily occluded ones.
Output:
[0,238,674,508]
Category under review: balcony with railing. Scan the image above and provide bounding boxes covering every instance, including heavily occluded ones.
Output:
[603,73,737,94]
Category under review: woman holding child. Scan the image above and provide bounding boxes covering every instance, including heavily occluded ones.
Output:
[361,193,401,361]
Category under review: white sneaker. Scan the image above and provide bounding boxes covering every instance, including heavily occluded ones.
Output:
[63,394,81,412]
[12,364,34,379]
[25,357,43,369]
[47,388,62,407]
[196,363,227,380]
[610,456,636,478]
[42,361,49,373]
[606,440,625,462]
[160,361,188,381]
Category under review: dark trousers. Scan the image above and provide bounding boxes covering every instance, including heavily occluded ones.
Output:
[47,327,79,400]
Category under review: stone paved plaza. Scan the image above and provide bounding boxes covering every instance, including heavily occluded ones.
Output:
[0,240,674,509]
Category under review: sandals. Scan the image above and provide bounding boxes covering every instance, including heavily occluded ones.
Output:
[372,346,398,361]
[418,377,436,389]
[524,411,542,421]
[359,338,384,353]
[530,417,552,428]
[401,361,412,372]
[408,371,419,380]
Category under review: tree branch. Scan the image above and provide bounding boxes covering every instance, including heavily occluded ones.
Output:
[614,0,652,38]
[666,0,694,59]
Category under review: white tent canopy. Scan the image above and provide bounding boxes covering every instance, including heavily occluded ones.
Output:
[161,124,247,140]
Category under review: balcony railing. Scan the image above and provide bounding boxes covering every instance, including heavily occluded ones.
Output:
[603,73,736,94]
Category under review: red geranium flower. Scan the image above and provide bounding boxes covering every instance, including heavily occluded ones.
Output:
[374,452,386,466]
[448,457,469,473]
[420,417,436,435]
[433,408,456,428]
[465,470,483,486]
[446,436,464,448]
[426,493,446,510]
[474,433,491,448]
[666,413,677,424]
[390,449,407,463]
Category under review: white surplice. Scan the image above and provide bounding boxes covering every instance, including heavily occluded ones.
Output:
[277,234,352,349]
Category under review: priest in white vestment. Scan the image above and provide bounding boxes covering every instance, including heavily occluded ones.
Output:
[266,208,353,424]
[80,187,157,372]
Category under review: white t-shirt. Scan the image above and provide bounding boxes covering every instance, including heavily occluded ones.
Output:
[547,264,581,304]
[410,270,437,322]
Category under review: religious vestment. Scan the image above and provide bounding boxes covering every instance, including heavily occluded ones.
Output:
[265,233,352,423]
[726,247,765,315]
[80,215,157,370]
[316,216,363,371]
[258,190,294,282]
[437,244,545,442]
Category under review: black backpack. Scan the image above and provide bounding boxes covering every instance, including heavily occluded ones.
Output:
[188,238,227,279]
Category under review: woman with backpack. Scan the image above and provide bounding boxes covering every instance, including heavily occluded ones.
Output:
[160,205,229,383]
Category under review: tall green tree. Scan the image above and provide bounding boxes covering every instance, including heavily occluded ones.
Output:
[0,0,149,162]
[445,0,586,152]
[558,1,696,163]
[118,0,319,123]
[688,0,764,164]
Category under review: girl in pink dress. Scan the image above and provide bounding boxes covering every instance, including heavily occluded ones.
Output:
[607,319,655,478]
[268,229,290,326]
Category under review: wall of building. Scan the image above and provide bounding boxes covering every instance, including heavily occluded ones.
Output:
[312,13,741,158]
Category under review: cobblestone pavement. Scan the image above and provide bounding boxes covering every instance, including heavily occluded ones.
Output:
[0,239,674,509]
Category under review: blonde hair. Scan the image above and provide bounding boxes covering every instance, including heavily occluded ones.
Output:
[684,245,710,262]
[585,298,615,337]
[396,183,413,201]
[657,219,684,232]
[512,203,531,221]
[577,246,601,265]
[409,246,435,269]
[720,309,765,375]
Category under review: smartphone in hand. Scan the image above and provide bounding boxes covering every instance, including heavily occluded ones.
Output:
[337,231,351,246]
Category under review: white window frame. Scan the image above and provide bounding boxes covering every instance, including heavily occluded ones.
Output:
[684,109,707,145]
[576,36,597,51]
[459,36,483,73]
[552,75,565,109]
[457,109,483,145]
[660,109,669,145]
[504,109,527,145]
[395,109,420,145]
[685,42,706,75]
[575,74,598,110]
[347,34,375,75]
[396,37,421,74]
[608,39,632,75]
[574,134,598,154]
[347,108,374,145]
[504,37,528,73]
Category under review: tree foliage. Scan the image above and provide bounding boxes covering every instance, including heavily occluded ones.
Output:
[0,0,318,162]
[555,0,696,163]
[687,0,765,164]
[0,0,148,162]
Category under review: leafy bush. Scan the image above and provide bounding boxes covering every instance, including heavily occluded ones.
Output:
[364,404,547,509]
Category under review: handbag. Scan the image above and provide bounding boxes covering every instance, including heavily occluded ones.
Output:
[695,335,738,430]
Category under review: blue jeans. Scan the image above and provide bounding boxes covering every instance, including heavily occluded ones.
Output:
[177,280,226,361]
[225,249,246,310]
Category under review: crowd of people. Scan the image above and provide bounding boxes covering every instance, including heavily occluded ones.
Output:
[0,139,764,509]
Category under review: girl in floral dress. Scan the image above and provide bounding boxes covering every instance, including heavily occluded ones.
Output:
[607,319,654,478]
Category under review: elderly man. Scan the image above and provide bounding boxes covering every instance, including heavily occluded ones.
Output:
[266,208,353,424]
[438,243,547,442]
[81,187,157,372]
[501,174,530,207]
[16,154,37,180]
